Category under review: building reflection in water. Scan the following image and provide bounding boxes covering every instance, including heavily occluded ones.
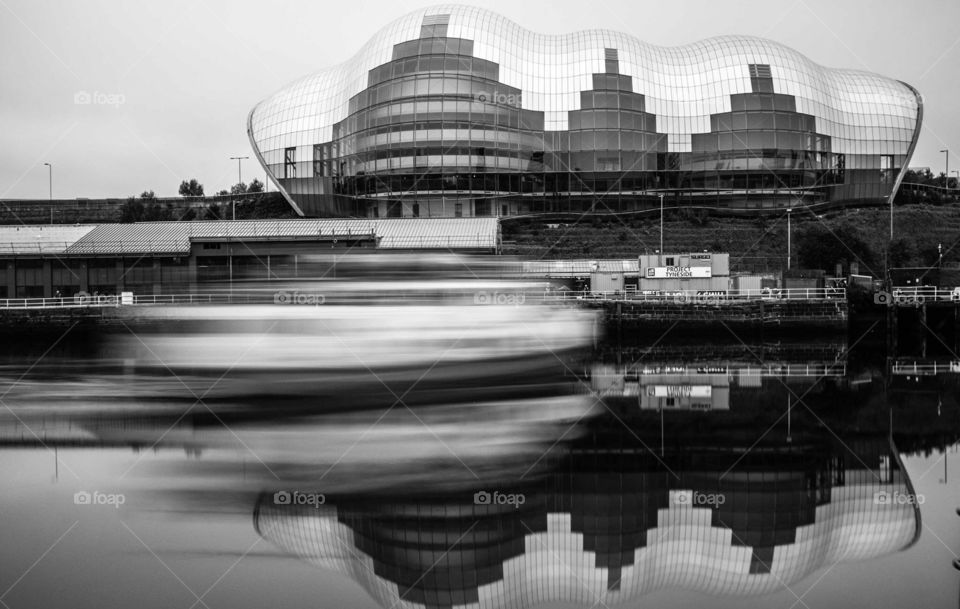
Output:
[2,330,953,608]
[255,424,920,609]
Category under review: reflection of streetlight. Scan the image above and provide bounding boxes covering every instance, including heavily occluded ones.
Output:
[786,395,792,443]
[660,402,664,457]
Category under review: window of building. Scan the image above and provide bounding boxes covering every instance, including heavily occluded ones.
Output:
[420,13,449,38]
[749,64,774,93]
[880,154,894,183]
[665,257,675,265]
[313,144,324,177]
[454,202,463,217]
[284,147,296,179]
[604,48,619,74]
[412,203,420,217]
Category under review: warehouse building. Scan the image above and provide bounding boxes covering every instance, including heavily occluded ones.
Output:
[0,218,499,298]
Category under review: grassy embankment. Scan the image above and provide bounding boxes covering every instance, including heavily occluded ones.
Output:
[502,204,960,274]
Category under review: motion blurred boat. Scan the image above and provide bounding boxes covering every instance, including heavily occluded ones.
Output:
[0,255,600,421]
[105,292,597,414]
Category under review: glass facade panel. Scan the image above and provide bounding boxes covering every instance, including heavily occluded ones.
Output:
[248,6,922,217]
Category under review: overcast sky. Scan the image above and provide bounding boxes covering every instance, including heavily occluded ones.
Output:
[1,0,958,199]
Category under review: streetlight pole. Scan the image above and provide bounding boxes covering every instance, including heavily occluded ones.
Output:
[786,207,792,270]
[659,193,664,261]
[941,149,949,189]
[43,163,52,200]
[43,162,52,225]
[229,156,249,221]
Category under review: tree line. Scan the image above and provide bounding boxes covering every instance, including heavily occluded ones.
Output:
[118,177,274,222]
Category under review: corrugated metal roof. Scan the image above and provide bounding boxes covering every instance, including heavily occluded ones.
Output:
[1,218,498,256]
[373,218,498,249]
[0,225,97,255]
[521,259,639,276]
[66,223,191,255]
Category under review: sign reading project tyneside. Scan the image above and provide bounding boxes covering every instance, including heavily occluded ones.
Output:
[646,266,712,279]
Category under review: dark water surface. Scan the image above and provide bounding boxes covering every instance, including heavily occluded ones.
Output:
[1,331,959,609]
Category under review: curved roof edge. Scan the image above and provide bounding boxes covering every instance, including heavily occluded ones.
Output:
[247,104,303,216]
[888,81,925,215]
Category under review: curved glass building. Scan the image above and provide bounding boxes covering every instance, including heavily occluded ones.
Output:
[248,5,922,218]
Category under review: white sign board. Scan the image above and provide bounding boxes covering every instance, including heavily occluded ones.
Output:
[647,385,713,398]
[646,266,712,279]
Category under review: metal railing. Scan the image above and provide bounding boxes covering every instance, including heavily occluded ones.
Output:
[0,286,851,310]
[546,288,846,303]
[884,286,960,303]
[890,360,960,376]
[0,293,257,309]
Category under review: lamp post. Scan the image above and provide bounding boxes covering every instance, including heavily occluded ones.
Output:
[229,156,249,221]
[786,207,792,270]
[659,192,664,262]
[940,149,949,188]
[43,163,52,225]
[43,162,52,200]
